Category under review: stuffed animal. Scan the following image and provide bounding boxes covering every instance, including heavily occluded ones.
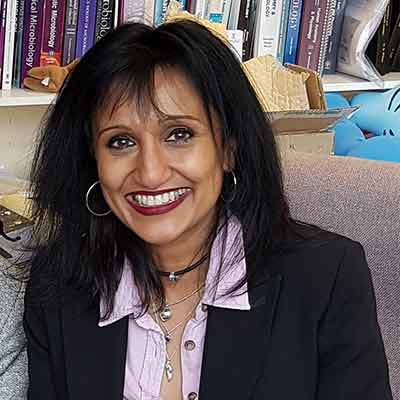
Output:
[325,87,400,163]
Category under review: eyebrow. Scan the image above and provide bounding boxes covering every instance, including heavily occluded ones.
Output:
[96,114,202,137]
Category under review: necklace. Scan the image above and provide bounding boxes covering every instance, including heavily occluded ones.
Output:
[159,283,205,322]
[153,300,200,382]
[157,253,209,282]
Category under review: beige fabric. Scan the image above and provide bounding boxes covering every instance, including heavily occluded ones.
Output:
[282,151,400,399]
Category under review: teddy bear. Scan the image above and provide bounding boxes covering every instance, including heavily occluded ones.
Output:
[326,87,400,163]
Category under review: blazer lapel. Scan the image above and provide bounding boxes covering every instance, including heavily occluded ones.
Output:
[199,274,282,400]
[62,293,128,400]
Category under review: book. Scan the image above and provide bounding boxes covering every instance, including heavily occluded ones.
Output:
[153,0,168,26]
[237,0,253,60]
[253,0,284,58]
[2,0,18,89]
[94,0,115,43]
[13,0,25,88]
[316,0,336,74]
[62,0,79,65]
[276,0,291,63]
[0,0,7,87]
[20,0,44,85]
[296,0,329,73]
[384,12,400,71]
[283,0,303,65]
[75,0,97,57]
[323,0,347,74]
[40,0,67,66]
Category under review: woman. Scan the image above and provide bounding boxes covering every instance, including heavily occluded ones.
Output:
[24,20,392,400]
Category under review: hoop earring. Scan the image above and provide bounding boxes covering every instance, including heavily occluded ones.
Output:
[85,181,112,217]
[221,171,237,203]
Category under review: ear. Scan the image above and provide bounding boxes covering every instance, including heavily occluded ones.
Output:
[223,140,236,172]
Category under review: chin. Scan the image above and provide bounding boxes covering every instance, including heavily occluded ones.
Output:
[126,217,192,247]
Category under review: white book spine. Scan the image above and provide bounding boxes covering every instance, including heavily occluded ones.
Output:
[2,0,18,90]
[144,0,154,25]
[254,0,283,58]
[123,0,145,22]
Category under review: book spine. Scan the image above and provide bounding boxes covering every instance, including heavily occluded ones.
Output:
[113,0,118,26]
[254,0,284,57]
[283,0,302,65]
[221,0,232,26]
[62,0,78,65]
[2,0,18,89]
[296,0,328,71]
[94,0,115,43]
[75,0,96,57]
[0,0,8,87]
[118,0,124,24]
[143,0,153,24]
[122,0,145,23]
[20,0,44,84]
[40,0,67,66]
[13,0,25,88]
[276,0,291,63]
[323,0,346,74]
[237,0,253,60]
[316,0,336,75]
[383,13,400,71]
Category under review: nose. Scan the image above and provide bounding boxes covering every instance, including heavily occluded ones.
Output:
[135,139,171,189]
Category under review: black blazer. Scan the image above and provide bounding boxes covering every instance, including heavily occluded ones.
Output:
[24,229,393,400]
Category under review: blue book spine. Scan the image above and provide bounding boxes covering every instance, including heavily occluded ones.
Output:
[75,0,97,57]
[277,0,290,63]
[283,0,302,65]
[153,0,185,26]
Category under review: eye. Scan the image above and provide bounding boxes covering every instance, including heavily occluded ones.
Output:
[165,128,193,144]
[107,136,136,150]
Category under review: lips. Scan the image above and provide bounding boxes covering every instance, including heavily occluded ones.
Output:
[126,188,191,216]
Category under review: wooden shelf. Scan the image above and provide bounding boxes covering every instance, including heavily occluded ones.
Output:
[0,89,55,107]
[323,72,400,92]
[0,72,399,106]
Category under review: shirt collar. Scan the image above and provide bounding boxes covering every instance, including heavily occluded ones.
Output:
[99,215,250,327]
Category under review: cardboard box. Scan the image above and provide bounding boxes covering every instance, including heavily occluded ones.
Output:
[270,107,358,156]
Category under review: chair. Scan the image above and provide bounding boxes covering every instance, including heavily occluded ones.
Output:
[282,151,400,400]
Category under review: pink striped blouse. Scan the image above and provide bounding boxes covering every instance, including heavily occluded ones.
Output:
[99,217,250,400]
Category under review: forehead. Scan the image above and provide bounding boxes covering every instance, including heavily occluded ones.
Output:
[95,68,209,129]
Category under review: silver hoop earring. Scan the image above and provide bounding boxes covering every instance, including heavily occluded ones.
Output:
[85,181,112,217]
[221,171,237,203]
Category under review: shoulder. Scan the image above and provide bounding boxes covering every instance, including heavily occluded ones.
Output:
[273,223,366,275]
[264,224,370,311]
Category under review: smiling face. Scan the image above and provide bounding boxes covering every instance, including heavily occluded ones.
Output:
[93,68,229,254]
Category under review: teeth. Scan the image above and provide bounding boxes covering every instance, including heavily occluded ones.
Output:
[131,189,189,208]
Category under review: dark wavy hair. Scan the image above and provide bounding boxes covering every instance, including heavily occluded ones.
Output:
[27,20,304,316]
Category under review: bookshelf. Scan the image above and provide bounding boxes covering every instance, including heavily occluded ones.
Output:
[1,73,399,107]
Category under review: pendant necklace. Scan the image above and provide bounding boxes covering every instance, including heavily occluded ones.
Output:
[153,300,200,382]
[159,283,205,322]
[157,253,209,282]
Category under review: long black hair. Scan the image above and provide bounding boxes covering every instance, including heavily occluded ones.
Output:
[27,20,300,316]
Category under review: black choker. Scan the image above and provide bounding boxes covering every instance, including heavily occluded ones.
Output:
[158,253,209,282]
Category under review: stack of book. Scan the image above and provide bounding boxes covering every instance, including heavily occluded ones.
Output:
[367,0,400,75]
[0,0,391,90]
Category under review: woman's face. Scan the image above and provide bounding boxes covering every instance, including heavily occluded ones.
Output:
[93,68,229,249]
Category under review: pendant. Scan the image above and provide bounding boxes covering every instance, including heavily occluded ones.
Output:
[165,334,171,343]
[168,272,178,282]
[160,307,172,322]
[165,359,174,382]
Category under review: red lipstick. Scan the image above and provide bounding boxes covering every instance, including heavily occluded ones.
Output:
[126,190,190,216]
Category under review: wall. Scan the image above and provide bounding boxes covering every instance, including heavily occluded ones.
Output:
[0,106,47,180]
